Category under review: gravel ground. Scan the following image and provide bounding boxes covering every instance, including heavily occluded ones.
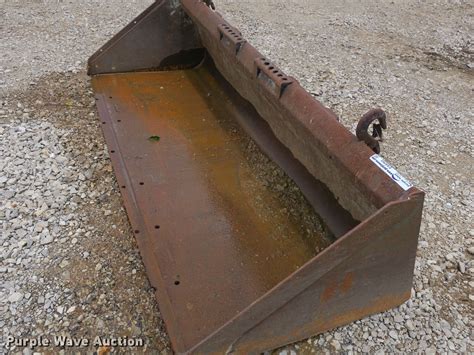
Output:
[1,0,473,354]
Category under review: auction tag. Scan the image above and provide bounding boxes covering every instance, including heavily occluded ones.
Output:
[370,154,413,191]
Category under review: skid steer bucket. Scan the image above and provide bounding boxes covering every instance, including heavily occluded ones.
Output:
[88,1,424,353]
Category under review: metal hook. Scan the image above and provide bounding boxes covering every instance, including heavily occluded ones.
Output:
[203,0,216,10]
[356,108,387,154]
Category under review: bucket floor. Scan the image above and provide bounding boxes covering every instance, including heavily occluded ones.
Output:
[92,66,331,348]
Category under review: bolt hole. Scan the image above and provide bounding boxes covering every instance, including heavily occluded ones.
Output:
[155,225,160,229]
[277,74,283,77]
[110,150,115,153]
[269,66,274,70]
[174,280,180,285]
[121,185,126,189]
[134,230,140,234]
[282,78,288,81]
[273,70,278,74]
[109,96,112,99]
[264,62,270,65]
[117,120,121,122]
[139,182,144,185]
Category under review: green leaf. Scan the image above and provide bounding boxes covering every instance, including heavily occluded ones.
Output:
[148,135,161,142]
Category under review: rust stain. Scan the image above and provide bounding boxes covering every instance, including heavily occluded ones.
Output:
[340,272,354,294]
[321,272,354,302]
[320,282,338,303]
[97,346,111,355]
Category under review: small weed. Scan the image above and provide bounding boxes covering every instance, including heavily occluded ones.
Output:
[148,135,161,142]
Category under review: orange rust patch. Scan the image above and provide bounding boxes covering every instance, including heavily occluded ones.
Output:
[321,282,338,302]
[340,272,354,294]
[321,272,354,302]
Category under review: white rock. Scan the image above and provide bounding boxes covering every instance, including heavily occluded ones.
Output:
[389,330,398,340]
[445,253,456,262]
[8,292,24,303]
[40,234,54,245]
[394,315,404,323]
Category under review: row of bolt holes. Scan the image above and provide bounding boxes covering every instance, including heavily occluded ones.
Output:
[100,102,181,284]
[130,195,180,285]
[102,97,122,123]
[221,25,243,42]
[120,181,180,284]
[260,58,288,81]
[219,26,288,82]
[119,182,161,231]
[216,28,288,82]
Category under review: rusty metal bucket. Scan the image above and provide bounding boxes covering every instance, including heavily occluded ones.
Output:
[88,1,424,353]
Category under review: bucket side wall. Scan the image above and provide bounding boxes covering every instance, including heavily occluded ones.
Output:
[88,0,203,75]
[191,192,424,353]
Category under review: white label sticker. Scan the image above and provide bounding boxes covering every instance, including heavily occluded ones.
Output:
[370,154,413,191]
